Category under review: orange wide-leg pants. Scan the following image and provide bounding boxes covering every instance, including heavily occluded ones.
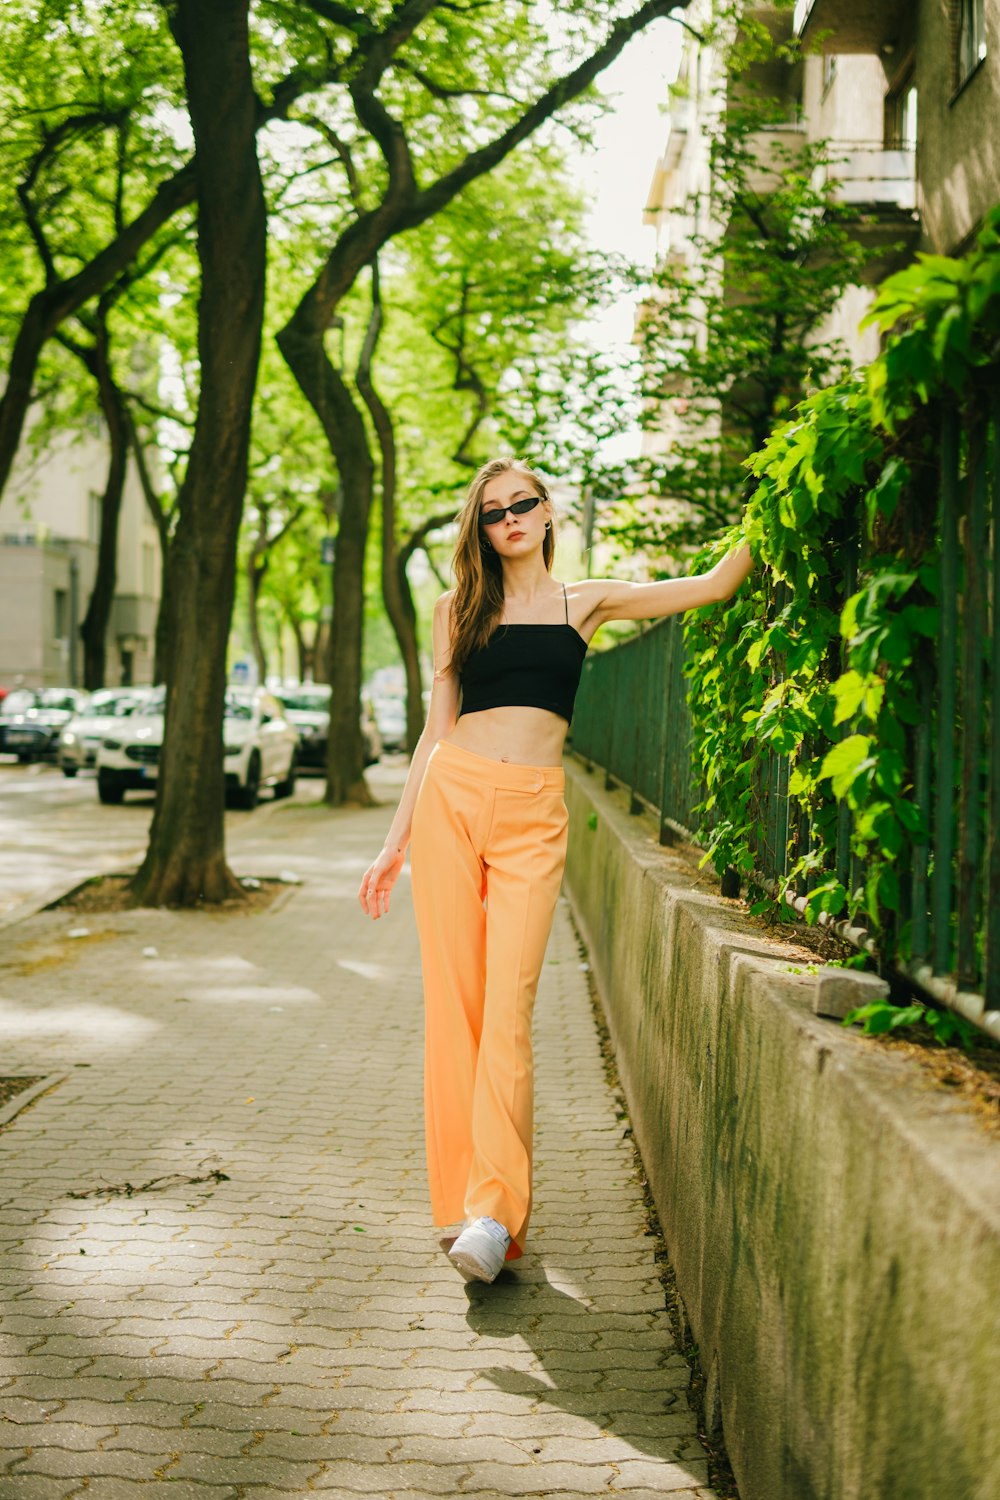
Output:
[410,739,569,1260]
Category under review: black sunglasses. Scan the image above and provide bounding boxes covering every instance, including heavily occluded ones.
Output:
[479,495,542,527]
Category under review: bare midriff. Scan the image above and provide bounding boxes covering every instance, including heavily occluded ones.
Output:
[443,705,569,767]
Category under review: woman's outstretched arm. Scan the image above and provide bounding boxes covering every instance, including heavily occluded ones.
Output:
[358,592,459,921]
[581,540,754,628]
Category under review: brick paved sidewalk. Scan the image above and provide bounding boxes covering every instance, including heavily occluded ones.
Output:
[0,773,716,1500]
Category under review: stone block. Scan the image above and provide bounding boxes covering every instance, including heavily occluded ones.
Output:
[813,966,890,1019]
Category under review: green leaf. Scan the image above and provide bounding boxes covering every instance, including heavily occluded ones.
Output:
[819,734,873,798]
[746,635,768,672]
[788,764,814,796]
[831,670,866,724]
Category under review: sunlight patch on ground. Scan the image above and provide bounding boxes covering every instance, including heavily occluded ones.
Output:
[0,1000,159,1043]
[336,958,396,982]
[174,984,322,1005]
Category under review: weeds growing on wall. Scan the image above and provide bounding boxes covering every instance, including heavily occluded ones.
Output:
[683,206,1000,1040]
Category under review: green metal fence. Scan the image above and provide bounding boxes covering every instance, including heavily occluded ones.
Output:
[570,395,1000,1041]
[570,614,700,848]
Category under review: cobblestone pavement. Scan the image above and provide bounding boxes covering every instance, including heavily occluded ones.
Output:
[0,770,716,1500]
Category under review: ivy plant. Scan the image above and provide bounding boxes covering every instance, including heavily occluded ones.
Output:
[682,205,1000,1043]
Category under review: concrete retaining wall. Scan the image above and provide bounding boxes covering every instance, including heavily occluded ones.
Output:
[563,758,1000,1500]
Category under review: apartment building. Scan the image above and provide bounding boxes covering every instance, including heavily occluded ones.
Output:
[640,0,721,461]
[0,430,161,689]
[796,0,999,255]
[644,0,998,386]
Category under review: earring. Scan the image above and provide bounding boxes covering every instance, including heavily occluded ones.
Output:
[544,520,551,531]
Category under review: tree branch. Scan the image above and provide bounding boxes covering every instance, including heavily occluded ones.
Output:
[345,0,443,196]
[283,0,686,330]
[430,277,490,467]
[354,0,440,83]
[0,23,377,503]
[125,389,196,431]
[251,500,304,565]
[16,107,128,284]
[392,58,518,103]
[409,0,682,224]
[122,400,173,546]
[297,0,373,32]
[300,116,365,210]
[113,113,130,236]
[399,507,459,568]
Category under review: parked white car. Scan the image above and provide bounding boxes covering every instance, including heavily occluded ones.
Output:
[371,694,406,754]
[95,688,299,809]
[274,683,382,769]
[1,687,88,761]
[221,688,299,807]
[58,688,154,776]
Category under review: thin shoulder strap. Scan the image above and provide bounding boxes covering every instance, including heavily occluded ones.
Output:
[562,581,569,624]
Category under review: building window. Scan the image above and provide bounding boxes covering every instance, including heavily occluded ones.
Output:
[88,490,102,543]
[957,0,987,86]
[54,588,68,640]
[886,71,918,150]
[822,54,837,98]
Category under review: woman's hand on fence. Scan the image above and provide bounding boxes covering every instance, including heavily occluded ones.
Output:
[358,844,406,920]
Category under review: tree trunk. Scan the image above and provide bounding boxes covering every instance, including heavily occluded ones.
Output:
[123,404,174,685]
[314,621,330,683]
[284,609,317,684]
[291,616,307,683]
[248,552,268,686]
[80,308,129,691]
[323,457,374,805]
[153,549,173,687]
[246,504,299,688]
[131,0,266,906]
[274,0,680,799]
[277,323,375,804]
[354,264,425,756]
[396,509,458,746]
[394,557,424,754]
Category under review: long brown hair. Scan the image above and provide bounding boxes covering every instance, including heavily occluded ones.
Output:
[449,457,556,674]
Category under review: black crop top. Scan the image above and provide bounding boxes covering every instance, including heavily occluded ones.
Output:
[458,583,588,724]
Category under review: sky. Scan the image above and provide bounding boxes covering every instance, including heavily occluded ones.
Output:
[569,15,684,458]
[579,19,682,327]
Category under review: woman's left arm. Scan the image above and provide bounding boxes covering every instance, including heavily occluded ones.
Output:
[584,542,754,627]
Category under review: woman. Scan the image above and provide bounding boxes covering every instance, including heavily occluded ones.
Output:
[358,456,753,1283]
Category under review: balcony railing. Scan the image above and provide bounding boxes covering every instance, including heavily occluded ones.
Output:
[822,143,918,214]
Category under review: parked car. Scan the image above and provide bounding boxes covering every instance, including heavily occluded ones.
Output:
[360,695,382,765]
[274,684,382,769]
[372,695,407,754]
[1,687,88,762]
[95,688,299,809]
[0,688,38,752]
[58,688,154,776]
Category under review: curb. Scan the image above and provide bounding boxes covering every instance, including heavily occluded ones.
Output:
[0,1073,68,1130]
[0,868,144,933]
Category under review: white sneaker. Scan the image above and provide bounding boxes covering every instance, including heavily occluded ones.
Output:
[448,1216,511,1282]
